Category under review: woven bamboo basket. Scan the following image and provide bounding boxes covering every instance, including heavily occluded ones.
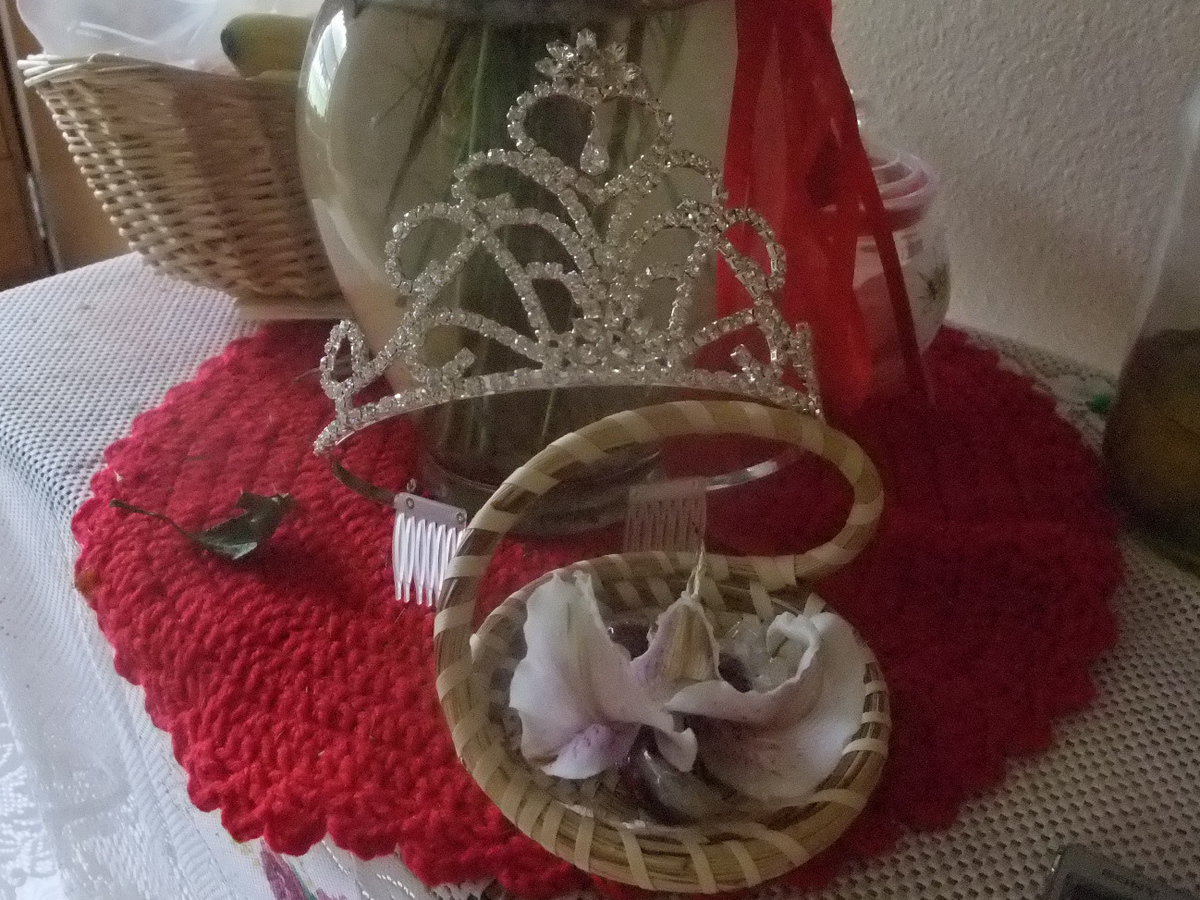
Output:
[20,54,341,311]
[434,399,890,893]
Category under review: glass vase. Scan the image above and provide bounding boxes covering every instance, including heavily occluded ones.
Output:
[300,0,737,525]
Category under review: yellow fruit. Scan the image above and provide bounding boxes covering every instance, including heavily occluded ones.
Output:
[1104,327,1200,556]
[221,14,312,78]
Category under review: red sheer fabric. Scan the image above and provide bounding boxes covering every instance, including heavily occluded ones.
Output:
[723,0,926,420]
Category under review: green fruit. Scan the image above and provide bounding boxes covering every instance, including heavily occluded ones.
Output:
[1105,327,1200,556]
[221,14,312,78]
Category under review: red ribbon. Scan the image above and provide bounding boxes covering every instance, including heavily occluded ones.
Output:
[720,0,929,420]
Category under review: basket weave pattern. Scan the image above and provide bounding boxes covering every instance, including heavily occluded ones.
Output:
[435,400,890,893]
[22,55,340,307]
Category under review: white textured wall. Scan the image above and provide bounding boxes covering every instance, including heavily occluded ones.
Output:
[835,0,1200,374]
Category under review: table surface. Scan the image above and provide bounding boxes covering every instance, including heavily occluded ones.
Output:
[1,256,1197,900]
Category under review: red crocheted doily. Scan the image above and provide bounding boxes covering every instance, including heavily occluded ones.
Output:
[72,326,1122,898]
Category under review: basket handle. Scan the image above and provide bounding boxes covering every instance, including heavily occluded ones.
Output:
[435,400,883,674]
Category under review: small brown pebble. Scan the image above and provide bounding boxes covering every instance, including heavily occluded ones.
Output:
[607,621,650,658]
[617,733,725,825]
[717,653,753,692]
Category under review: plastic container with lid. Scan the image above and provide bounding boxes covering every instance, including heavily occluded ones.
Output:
[853,102,950,398]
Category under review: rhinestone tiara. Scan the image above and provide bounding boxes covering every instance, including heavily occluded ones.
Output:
[315,31,822,454]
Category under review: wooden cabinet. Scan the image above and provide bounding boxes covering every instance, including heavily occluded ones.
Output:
[1,0,126,286]
[0,13,48,289]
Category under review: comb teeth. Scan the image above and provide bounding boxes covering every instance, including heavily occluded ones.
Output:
[623,477,707,553]
[393,493,467,606]
[396,478,705,604]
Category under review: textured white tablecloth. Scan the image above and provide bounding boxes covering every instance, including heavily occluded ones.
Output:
[0,256,1196,900]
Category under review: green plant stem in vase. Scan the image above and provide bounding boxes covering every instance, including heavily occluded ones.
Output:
[402,14,683,523]
[301,0,724,528]
[419,19,587,486]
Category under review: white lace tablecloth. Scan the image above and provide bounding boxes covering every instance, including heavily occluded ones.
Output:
[0,256,1197,900]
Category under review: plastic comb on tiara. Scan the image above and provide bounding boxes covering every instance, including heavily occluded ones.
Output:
[623,477,707,555]
[393,490,468,606]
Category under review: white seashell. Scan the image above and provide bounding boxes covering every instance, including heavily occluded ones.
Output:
[509,563,867,808]
[509,571,697,780]
[682,610,867,806]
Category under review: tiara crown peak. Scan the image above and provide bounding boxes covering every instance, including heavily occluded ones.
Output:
[316,31,821,454]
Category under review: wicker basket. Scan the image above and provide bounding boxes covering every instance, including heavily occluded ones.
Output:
[435,400,890,893]
[20,54,341,311]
